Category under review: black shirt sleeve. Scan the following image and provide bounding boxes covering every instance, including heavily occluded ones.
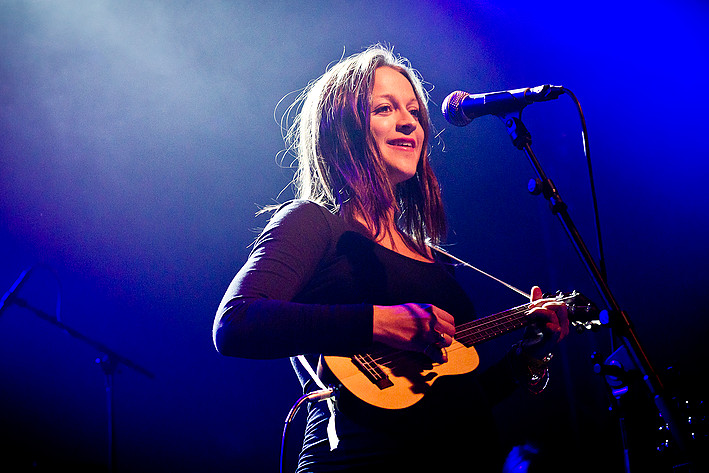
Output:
[213,201,374,359]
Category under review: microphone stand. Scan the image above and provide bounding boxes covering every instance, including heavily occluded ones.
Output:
[499,112,694,471]
[6,294,155,472]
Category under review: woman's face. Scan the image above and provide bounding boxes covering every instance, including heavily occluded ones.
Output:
[369,66,424,186]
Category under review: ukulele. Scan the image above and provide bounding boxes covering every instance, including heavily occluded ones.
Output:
[322,291,601,410]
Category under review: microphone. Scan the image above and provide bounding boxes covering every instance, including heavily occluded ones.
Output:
[442,84,564,127]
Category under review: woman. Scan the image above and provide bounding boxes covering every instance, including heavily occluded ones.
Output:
[213,44,569,472]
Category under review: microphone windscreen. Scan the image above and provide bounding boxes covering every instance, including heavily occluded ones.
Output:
[441,91,470,127]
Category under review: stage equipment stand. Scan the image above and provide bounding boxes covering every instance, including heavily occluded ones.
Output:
[0,267,155,473]
[500,111,695,472]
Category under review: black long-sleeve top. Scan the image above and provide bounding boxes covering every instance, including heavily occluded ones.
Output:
[214,200,519,472]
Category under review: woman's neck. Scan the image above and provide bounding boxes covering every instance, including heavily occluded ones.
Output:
[353,209,433,263]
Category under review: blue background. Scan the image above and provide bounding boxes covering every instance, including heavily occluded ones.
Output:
[1,1,708,471]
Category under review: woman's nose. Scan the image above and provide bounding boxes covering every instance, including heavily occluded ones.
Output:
[397,112,417,134]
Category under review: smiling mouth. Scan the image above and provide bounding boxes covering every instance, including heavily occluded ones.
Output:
[387,139,416,149]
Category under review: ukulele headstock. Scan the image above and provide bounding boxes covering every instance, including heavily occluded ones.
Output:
[545,290,605,332]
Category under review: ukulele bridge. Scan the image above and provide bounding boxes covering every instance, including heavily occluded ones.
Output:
[352,354,393,390]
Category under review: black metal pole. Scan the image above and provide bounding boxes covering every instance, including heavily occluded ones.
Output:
[97,354,117,473]
[5,292,154,472]
[501,112,692,469]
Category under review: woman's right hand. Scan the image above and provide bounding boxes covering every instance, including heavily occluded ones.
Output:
[372,303,455,363]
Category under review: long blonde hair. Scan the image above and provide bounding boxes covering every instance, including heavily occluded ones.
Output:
[283,44,446,256]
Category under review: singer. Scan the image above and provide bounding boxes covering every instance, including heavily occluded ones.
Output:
[213,44,569,472]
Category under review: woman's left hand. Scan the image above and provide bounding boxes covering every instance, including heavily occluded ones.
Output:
[519,286,570,359]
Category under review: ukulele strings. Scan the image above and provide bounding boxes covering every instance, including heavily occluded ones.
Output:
[367,305,531,367]
[364,247,554,370]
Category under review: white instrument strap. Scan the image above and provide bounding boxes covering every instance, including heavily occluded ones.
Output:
[431,245,530,299]
[296,355,339,450]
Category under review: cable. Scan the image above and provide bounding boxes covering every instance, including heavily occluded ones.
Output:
[559,87,619,366]
[561,87,607,283]
[280,387,336,473]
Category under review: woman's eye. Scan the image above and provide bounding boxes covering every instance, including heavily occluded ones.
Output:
[374,105,391,114]
[409,109,420,119]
